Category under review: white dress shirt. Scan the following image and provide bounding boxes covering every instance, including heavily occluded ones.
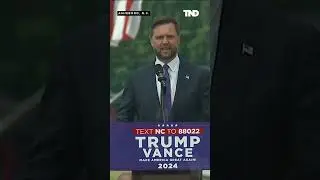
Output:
[155,55,180,105]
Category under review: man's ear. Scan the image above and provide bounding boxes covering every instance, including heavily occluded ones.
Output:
[150,37,154,48]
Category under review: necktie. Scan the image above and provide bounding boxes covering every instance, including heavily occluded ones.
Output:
[163,64,172,115]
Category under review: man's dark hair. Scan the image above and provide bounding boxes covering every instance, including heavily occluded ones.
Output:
[117,172,131,180]
[150,16,180,37]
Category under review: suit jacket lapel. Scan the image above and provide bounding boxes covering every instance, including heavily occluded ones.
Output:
[170,59,190,120]
[144,64,161,120]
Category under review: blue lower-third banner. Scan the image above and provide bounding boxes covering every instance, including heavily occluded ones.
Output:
[110,122,210,171]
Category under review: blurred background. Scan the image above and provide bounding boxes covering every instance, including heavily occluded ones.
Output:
[110,0,212,178]
[0,0,319,179]
[110,0,212,112]
[0,1,99,119]
[0,1,99,179]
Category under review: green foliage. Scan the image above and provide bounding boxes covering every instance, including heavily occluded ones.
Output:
[110,0,211,93]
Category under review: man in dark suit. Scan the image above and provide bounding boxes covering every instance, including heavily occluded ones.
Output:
[12,17,208,180]
[117,17,210,122]
[116,16,208,180]
[211,0,320,179]
[11,1,319,180]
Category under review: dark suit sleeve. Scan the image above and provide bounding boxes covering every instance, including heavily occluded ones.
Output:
[116,76,136,122]
[289,22,320,178]
[200,67,211,121]
[13,38,83,180]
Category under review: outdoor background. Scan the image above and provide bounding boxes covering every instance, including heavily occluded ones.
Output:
[110,0,213,109]
[110,171,130,180]
[110,1,212,179]
[0,0,318,132]
[0,0,318,179]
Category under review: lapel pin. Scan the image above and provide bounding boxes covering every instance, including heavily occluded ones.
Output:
[185,75,190,79]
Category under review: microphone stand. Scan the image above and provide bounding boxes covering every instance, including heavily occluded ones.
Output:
[160,83,168,123]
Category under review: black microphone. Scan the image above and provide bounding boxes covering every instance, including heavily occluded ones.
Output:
[154,64,168,122]
[154,64,166,88]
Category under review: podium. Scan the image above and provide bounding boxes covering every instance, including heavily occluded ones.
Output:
[110,122,209,180]
[132,171,201,180]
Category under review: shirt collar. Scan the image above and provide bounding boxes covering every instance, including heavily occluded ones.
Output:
[155,54,180,72]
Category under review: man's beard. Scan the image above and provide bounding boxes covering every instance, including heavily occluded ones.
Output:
[154,47,178,62]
